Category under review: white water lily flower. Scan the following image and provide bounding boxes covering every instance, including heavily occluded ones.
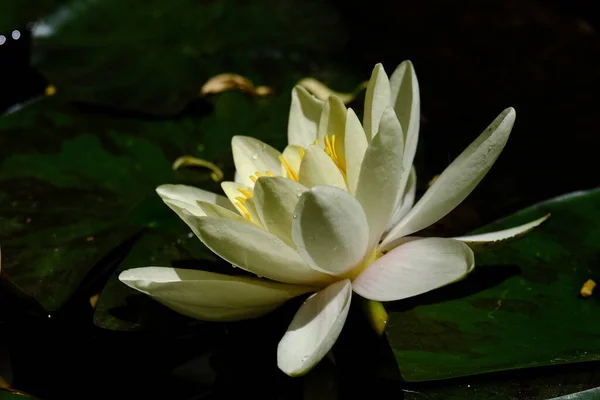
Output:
[120,62,548,377]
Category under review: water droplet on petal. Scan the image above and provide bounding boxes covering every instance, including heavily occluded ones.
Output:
[296,190,303,197]
[292,214,298,219]
[251,153,258,160]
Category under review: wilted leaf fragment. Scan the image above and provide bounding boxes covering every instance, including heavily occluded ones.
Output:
[200,73,273,97]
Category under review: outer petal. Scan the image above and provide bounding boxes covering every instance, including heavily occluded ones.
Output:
[196,200,248,222]
[386,166,417,232]
[288,86,323,148]
[292,186,369,276]
[355,107,405,250]
[453,214,550,251]
[277,279,352,376]
[381,108,516,246]
[119,267,314,321]
[193,216,333,285]
[389,60,420,198]
[156,184,234,216]
[298,145,346,190]
[344,108,369,194]
[231,136,282,187]
[353,237,474,302]
[253,176,308,246]
[363,63,391,142]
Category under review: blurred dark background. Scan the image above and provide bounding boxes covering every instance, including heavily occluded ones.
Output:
[2,0,600,399]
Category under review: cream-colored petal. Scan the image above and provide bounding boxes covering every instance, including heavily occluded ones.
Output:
[344,108,369,194]
[386,166,416,232]
[192,216,333,285]
[231,136,282,187]
[363,63,391,142]
[355,107,405,250]
[196,200,248,223]
[119,267,314,321]
[253,176,308,246]
[298,145,347,190]
[389,60,420,199]
[277,279,352,376]
[454,214,550,251]
[381,108,516,246]
[292,186,369,276]
[156,184,234,216]
[353,238,474,301]
[317,96,347,171]
[288,86,323,148]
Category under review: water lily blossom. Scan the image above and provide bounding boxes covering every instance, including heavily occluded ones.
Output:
[120,61,548,377]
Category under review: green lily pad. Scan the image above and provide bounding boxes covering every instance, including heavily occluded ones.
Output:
[387,189,600,381]
[30,0,349,115]
[0,89,299,312]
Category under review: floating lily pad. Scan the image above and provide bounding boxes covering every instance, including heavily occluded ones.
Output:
[387,189,600,381]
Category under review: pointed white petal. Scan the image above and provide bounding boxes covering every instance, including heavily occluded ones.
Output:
[355,107,405,250]
[363,63,391,142]
[231,136,282,187]
[353,237,474,301]
[344,108,369,194]
[381,108,516,246]
[386,166,417,232]
[317,96,347,169]
[288,86,323,148]
[389,60,420,198]
[119,267,314,321]
[156,184,234,216]
[454,214,550,251]
[298,145,347,190]
[292,186,369,275]
[192,216,333,285]
[253,177,308,246]
[280,145,304,181]
[277,279,352,376]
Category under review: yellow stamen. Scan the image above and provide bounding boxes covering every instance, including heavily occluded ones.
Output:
[313,139,319,145]
[250,175,258,183]
[237,188,253,198]
[235,201,252,220]
[279,155,299,182]
[266,170,275,177]
[235,196,247,204]
[255,171,263,178]
[299,147,305,159]
[323,134,346,179]
[172,155,224,182]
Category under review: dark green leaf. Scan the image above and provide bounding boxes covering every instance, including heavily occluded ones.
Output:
[31,0,350,115]
[0,89,301,312]
[387,189,600,381]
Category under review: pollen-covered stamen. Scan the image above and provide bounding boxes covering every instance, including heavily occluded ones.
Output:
[234,196,252,220]
[249,170,275,183]
[324,134,346,179]
[279,155,299,181]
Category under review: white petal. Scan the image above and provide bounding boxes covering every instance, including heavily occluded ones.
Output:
[298,145,347,190]
[355,107,405,250]
[119,267,314,321]
[363,63,391,142]
[353,237,474,301]
[196,200,248,222]
[253,176,308,246]
[156,184,234,216]
[277,279,352,376]
[288,86,323,148]
[344,108,369,194]
[280,145,304,181]
[317,96,347,168]
[381,108,516,246]
[389,60,420,199]
[192,216,333,285]
[292,186,369,275]
[231,136,282,187]
[453,214,550,251]
[386,166,417,232]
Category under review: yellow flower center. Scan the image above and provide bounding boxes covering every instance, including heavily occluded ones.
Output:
[279,148,305,182]
[323,134,346,178]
